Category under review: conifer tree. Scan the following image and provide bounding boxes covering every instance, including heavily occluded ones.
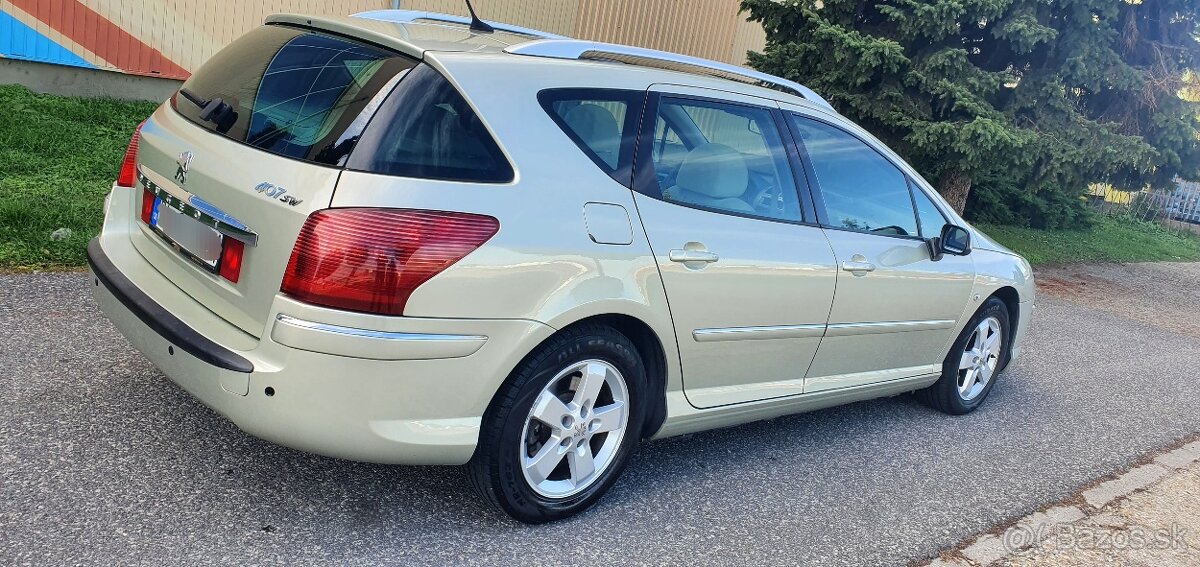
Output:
[742,0,1200,227]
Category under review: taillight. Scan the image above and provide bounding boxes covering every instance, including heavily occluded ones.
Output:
[117,120,147,188]
[281,209,499,316]
[219,238,245,284]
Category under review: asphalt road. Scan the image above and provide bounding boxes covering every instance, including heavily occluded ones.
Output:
[3,264,1199,567]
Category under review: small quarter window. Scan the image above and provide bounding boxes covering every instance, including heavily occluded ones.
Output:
[912,184,949,238]
[540,89,642,185]
[347,65,513,183]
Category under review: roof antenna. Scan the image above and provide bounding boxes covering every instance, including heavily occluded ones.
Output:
[464,0,494,33]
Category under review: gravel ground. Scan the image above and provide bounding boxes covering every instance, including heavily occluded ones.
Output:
[997,461,1200,567]
[1034,262,1200,339]
[2,264,1199,566]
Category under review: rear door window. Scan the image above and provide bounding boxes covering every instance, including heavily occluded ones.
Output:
[540,89,642,185]
[639,97,804,223]
[172,25,416,165]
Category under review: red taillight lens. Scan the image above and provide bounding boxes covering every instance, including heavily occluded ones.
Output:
[140,188,155,224]
[117,120,147,188]
[219,238,245,284]
[281,209,499,315]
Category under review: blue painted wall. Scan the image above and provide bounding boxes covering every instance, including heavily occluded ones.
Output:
[0,9,96,69]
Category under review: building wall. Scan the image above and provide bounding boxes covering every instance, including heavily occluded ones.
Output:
[401,0,580,38]
[0,0,767,82]
[0,0,387,79]
[403,0,767,64]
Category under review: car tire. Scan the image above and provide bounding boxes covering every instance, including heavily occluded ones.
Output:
[467,324,646,523]
[919,297,1011,415]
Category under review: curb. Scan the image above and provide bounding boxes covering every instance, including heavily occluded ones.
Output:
[917,437,1200,566]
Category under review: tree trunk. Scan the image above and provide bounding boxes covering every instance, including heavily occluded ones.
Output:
[938,169,972,214]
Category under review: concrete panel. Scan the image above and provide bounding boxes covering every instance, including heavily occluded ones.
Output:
[0,57,180,101]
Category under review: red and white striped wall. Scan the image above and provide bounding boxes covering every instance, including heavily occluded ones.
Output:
[0,0,387,80]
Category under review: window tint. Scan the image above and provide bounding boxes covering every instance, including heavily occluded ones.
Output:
[173,25,415,165]
[912,185,949,238]
[347,64,513,183]
[540,89,641,184]
[790,116,918,236]
[643,98,802,222]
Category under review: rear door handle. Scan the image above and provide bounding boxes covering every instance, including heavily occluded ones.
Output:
[841,260,876,273]
[669,249,720,263]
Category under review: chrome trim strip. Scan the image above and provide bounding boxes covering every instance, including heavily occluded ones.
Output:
[353,9,569,39]
[824,319,956,337]
[504,39,834,110]
[275,314,488,343]
[136,168,258,246]
[693,319,955,341]
[802,364,942,394]
[693,324,827,342]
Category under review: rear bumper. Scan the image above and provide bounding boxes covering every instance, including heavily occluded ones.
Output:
[88,230,554,465]
[88,239,253,373]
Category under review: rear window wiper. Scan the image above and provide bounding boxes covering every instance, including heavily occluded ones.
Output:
[178,88,238,133]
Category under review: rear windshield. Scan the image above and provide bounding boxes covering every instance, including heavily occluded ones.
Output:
[173,25,513,182]
[172,25,416,165]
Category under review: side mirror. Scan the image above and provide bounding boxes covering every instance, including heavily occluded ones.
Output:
[939,224,972,256]
[926,224,972,261]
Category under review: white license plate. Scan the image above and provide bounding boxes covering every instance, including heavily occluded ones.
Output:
[150,197,224,270]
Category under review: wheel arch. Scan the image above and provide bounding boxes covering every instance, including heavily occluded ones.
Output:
[985,286,1021,369]
[987,286,1019,337]
[552,313,669,439]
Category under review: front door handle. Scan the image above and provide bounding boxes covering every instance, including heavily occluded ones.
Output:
[841,260,876,273]
[669,249,720,263]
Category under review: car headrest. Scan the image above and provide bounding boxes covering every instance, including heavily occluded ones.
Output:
[675,143,748,199]
[562,104,621,168]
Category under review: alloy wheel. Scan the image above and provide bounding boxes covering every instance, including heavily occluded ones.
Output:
[519,359,629,499]
[958,316,1002,401]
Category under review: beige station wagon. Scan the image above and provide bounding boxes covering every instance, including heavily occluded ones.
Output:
[88,9,1035,522]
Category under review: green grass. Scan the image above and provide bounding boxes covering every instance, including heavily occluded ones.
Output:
[978,216,1200,265]
[0,84,156,270]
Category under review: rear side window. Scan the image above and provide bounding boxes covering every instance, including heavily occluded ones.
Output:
[172,25,416,165]
[346,64,514,183]
[540,89,642,185]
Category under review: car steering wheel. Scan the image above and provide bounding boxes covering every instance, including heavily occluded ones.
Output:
[748,183,786,218]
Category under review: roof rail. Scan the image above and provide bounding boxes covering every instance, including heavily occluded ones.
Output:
[505,39,834,110]
[353,9,569,40]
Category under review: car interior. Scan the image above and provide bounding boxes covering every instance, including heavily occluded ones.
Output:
[651,101,801,222]
[554,97,803,222]
[560,102,623,170]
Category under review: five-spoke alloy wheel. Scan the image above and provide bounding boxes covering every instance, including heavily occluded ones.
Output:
[520,360,629,498]
[468,324,646,523]
[919,297,1011,415]
[957,316,1003,401]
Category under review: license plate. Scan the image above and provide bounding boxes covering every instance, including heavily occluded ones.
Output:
[150,196,224,271]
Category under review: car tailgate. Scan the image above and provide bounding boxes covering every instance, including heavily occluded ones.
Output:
[129,105,339,337]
